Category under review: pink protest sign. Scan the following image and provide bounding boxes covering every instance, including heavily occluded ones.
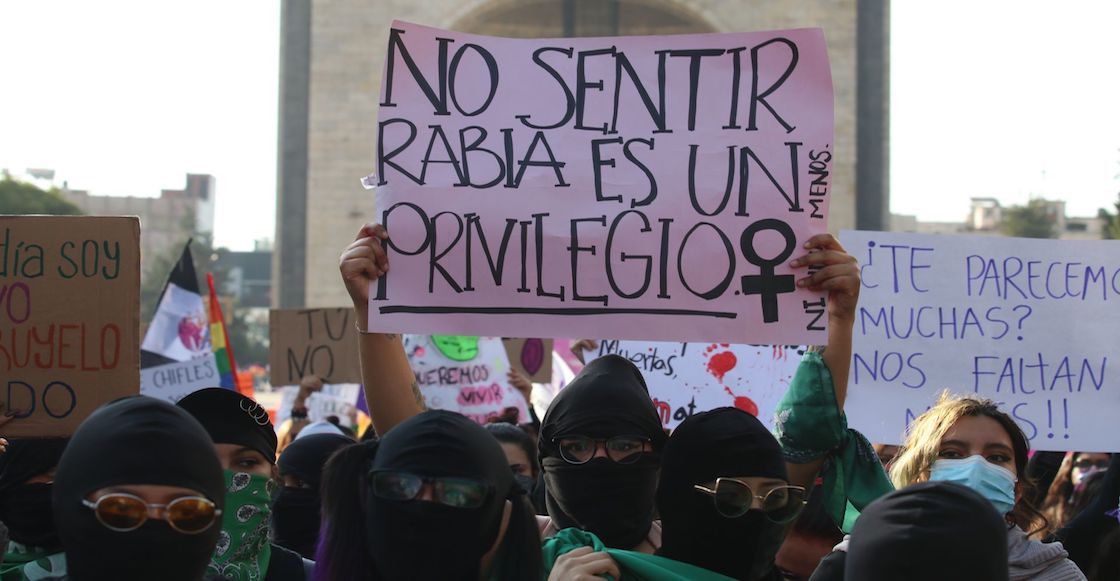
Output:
[369,21,834,344]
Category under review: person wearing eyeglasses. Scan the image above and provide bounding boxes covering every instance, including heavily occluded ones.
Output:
[314,410,543,580]
[1038,453,1113,539]
[0,438,68,581]
[177,388,314,581]
[338,224,670,553]
[51,396,225,581]
[536,353,669,553]
[654,407,807,580]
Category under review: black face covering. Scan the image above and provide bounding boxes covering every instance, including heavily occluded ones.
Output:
[0,438,68,549]
[538,354,667,549]
[845,481,1009,581]
[366,410,513,580]
[0,483,58,548]
[657,408,790,580]
[52,396,225,581]
[272,433,353,558]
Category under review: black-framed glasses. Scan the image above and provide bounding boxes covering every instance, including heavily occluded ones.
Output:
[369,470,492,509]
[553,435,650,465]
[693,478,807,523]
[82,493,221,534]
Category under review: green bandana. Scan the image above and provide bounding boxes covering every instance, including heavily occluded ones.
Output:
[209,471,276,581]
[1,542,67,581]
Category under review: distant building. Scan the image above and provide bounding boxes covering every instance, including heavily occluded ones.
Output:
[60,174,216,270]
[967,197,1002,232]
[215,243,273,309]
[891,196,1105,240]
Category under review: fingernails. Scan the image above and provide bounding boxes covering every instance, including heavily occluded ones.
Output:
[797,278,808,288]
[789,259,802,268]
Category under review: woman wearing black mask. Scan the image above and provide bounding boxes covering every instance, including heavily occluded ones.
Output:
[314,410,542,580]
[177,388,314,581]
[485,422,546,513]
[272,433,353,559]
[339,224,670,552]
[537,354,668,551]
[0,438,68,580]
[52,396,225,581]
[657,408,806,580]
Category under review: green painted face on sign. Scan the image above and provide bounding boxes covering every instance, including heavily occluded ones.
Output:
[431,335,480,361]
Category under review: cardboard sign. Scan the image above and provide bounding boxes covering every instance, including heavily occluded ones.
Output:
[369,21,835,345]
[269,308,361,386]
[403,335,530,424]
[592,340,804,430]
[0,216,140,436]
[502,338,554,383]
[842,230,1120,452]
[141,352,220,404]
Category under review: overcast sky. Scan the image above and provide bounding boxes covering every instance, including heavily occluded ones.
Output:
[1,1,1117,250]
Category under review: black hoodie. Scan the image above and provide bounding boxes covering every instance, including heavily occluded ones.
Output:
[52,396,225,581]
[538,354,668,550]
[823,481,1010,581]
[657,407,791,580]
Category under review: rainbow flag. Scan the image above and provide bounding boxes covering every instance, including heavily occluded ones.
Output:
[206,273,250,396]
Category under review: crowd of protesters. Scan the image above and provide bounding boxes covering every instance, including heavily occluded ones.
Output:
[0,222,1113,580]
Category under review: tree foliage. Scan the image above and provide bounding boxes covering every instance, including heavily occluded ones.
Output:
[1100,193,1120,240]
[1001,199,1056,239]
[0,177,83,215]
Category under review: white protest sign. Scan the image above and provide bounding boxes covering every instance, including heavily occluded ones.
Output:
[306,388,361,427]
[370,21,835,346]
[591,340,804,430]
[273,383,362,429]
[842,230,1120,452]
[403,335,530,425]
[140,353,221,404]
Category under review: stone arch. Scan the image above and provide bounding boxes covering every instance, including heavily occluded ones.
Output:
[445,0,720,37]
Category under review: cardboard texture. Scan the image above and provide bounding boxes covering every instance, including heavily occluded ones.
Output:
[269,308,361,386]
[502,338,554,383]
[0,215,141,436]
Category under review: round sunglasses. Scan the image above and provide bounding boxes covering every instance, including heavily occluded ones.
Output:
[82,493,221,534]
[693,478,807,523]
[369,470,492,509]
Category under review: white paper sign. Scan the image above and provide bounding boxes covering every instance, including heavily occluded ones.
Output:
[591,340,804,430]
[273,383,362,429]
[403,335,530,425]
[140,353,220,404]
[842,230,1120,452]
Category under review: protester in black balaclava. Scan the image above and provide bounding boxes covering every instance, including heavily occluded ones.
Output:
[538,354,668,551]
[52,396,225,581]
[272,433,353,559]
[0,437,68,579]
[177,388,312,581]
[657,407,805,580]
[839,481,1009,581]
[315,410,541,580]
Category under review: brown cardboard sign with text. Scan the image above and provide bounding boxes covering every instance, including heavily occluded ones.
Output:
[269,308,361,386]
[0,216,141,436]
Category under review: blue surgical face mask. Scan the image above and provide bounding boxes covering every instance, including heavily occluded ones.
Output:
[930,454,1017,516]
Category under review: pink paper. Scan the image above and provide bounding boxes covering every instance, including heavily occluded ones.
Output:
[369,21,834,344]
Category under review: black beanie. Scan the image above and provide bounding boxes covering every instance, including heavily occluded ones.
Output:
[177,388,278,462]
